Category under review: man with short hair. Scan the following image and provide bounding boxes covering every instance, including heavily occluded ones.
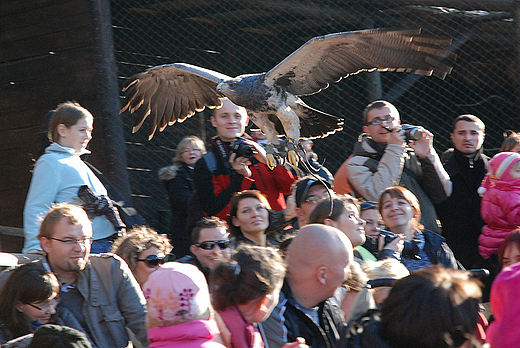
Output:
[259,224,352,348]
[346,100,451,233]
[292,176,333,228]
[36,203,147,348]
[193,98,296,221]
[435,114,488,269]
[176,217,231,280]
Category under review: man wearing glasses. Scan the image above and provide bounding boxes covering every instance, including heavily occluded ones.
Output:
[345,100,451,233]
[35,203,147,348]
[177,217,231,280]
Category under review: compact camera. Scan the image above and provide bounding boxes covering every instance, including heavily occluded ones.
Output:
[230,139,254,159]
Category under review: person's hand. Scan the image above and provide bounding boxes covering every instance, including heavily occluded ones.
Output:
[379,233,405,253]
[386,126,406,146]
[284,190,297,221]
[229,153,252,177]
[408,126,433,158]
[282,337,308,348]
[243,139,267,164]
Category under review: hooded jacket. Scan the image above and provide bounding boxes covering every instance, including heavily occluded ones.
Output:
[148,319,225,348]
[346,134,451,233]
[479,178,520,258]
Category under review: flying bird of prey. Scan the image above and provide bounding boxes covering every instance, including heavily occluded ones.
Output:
[120,28,454,168]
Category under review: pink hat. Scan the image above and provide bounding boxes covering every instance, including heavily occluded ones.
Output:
[143,262,211,329]
[487,262,520,347]
[478,152,520,195]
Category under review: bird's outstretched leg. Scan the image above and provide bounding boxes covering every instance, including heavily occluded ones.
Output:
[248,112,280,170]
[286,139,299,167]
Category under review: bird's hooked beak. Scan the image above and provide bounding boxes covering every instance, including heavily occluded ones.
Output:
[216,82,224,92]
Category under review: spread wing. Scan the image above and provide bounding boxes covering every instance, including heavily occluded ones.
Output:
[265,29,455,96]
[120,63,231,140]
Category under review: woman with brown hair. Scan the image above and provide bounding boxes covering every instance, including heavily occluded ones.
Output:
[228,190,277,247]
[0,263,60,344]
[378,186,459,271]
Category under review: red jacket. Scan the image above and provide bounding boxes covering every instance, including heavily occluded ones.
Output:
[194,145,296,221]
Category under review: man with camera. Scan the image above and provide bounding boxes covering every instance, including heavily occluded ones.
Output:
[345,100,451,233]
[192,98,296,221]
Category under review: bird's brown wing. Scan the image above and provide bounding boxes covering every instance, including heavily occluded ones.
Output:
[120,63,231,140]
[265,28,455,96]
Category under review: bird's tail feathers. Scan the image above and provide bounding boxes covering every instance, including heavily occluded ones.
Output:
[294,100,344,139]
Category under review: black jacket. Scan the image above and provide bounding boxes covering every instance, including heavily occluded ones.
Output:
[159,163,195,258]
[340,310,392,348]
[435,148,488,268]
[259,280,346,348]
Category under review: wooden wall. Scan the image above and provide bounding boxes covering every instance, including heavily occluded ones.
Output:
[0,0,130,251]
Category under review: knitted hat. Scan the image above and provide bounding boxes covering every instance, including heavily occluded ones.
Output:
[143,262,211,329]
[487,262,520,348]
[477,152,520,195]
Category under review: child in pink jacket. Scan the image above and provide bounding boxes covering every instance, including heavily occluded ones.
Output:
[478,152,520,259]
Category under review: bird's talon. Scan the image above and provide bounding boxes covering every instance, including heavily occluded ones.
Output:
[266,153,277,170]
[287,149,299,166]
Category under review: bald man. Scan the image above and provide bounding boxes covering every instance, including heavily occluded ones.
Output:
[259,224,352,348]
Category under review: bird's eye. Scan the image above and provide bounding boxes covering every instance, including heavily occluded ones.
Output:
[228,83,237,89]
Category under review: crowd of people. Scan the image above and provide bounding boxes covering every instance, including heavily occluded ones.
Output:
[3,97,520,347]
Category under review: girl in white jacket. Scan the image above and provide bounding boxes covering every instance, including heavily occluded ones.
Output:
[23,101,118,254]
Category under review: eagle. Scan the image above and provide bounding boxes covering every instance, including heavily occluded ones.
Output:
[120,28,454,169]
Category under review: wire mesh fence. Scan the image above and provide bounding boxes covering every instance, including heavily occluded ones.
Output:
[111,0,518,234]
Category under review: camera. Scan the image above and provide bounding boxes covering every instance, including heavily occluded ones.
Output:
[401,124,423,141]
[379,230,420,260]
[230,139,254,159]
[384,124,422,142]
[380,230,398,246]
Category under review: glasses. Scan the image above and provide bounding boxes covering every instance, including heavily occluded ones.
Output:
[27,298,61,311]
[303,192,330,204]
[49,237,93,246]
[366,116,395,126]
[194,240,230,250]
[137,255,166,268]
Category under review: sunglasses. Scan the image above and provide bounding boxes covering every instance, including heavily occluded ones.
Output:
[137,254,165,268]
[194,240,230,250]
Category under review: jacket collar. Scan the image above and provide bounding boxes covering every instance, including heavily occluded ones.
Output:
[46,142,91,156]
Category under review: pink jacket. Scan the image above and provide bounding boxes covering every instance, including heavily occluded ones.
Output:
[479,178,520,258]
[218,306,263,348]
[148,319,226,348]
[487,262,520,348]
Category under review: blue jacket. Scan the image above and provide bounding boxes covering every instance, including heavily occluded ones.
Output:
[23,143,115,252]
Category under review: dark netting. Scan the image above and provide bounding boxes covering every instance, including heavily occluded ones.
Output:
[111,1,518,233]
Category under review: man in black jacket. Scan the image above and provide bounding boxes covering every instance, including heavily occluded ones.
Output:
[259,224,352,348]
[435,114,488,269]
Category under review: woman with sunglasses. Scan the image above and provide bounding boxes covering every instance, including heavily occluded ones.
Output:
[229,190,277,248]
[112,226,172,287]
[0,263,60,344]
